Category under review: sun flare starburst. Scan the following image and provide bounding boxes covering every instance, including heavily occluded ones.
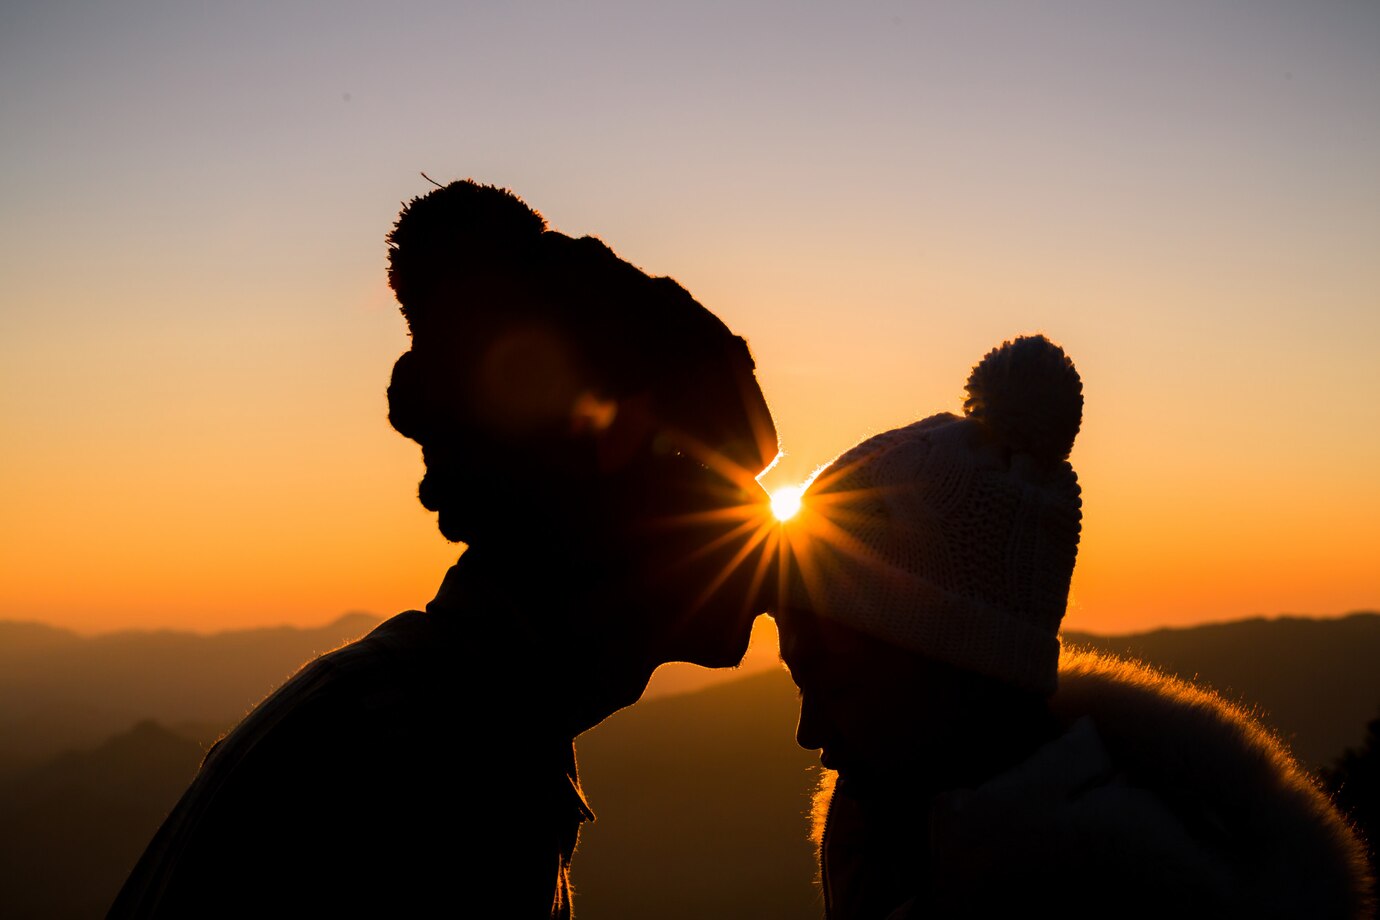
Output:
[770,485,805,522]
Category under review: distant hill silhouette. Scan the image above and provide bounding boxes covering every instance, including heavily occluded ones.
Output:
[0,722,203,920]
[0,611,1376,918]
[575,669,822,919]
[0,614,381,776]
[1323,703,1380,884]
[0,613,784,778]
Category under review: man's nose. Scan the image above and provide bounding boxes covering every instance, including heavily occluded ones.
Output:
[795,693,826,752]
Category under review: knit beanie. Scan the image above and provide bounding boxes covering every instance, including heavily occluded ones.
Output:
[785,335,1083,695]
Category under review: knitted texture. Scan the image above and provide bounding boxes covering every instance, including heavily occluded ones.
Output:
[791,335,1083,694]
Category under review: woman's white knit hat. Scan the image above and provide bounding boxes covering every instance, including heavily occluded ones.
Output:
[786,335,1083,695]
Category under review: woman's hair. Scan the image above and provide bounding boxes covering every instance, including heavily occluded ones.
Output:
[385,180,776,545]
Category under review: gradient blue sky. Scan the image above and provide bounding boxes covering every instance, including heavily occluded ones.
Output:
[3,0,1377,632]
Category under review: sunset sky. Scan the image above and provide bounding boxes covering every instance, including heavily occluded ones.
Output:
[3,0,1377,636]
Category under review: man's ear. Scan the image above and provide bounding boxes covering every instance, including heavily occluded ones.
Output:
[591,391,656,473]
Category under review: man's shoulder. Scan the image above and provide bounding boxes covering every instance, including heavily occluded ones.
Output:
[227,615,430,722]
[209,609,458,757]
[110,605,586,919]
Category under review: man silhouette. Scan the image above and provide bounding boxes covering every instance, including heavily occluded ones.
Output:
[110,181,779,918]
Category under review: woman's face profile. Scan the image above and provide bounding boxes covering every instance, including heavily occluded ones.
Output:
[776,605,973,792]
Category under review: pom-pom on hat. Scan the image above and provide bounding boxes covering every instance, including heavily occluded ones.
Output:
[786,334,1083,695]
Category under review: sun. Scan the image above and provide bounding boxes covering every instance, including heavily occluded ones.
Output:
[770,484,805,522]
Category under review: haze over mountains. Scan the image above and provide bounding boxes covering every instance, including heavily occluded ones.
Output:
[0,613,382,779]
[0,613,786,781]
[1,611,1376,918]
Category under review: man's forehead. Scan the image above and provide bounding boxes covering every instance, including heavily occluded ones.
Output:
[774,605,828,665]
[774,604,819,635]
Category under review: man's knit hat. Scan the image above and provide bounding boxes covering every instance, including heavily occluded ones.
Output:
[785,335,1083,695]
[384,180,779,545]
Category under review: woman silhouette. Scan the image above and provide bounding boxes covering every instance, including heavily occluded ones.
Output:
[774,335,1372,918]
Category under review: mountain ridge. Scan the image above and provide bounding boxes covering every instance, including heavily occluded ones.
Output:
[2,610,1375,773]
[1,611,1377,919]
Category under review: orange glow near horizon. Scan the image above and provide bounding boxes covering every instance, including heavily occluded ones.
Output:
[4,3,1378,636]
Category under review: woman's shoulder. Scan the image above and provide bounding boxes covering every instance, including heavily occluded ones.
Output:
[1048,648,1373,917]
[1051,648,1315,808]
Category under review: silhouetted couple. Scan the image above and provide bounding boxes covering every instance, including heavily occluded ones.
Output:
[111,182,1372,918]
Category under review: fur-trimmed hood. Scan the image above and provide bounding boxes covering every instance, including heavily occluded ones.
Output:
[816,649,1374,918]
[1043,649,1372,916]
